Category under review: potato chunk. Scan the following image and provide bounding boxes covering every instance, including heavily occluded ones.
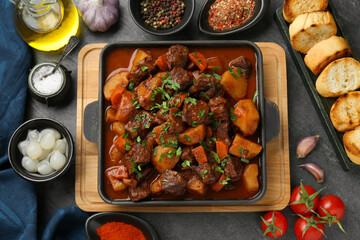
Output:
[137,73,164,110]
[242,163,259,194]
[103,71,129,100]
[229,134,262,159]
[220,69,247,101]
[130,49,150,72]
[105,167,128,192]
[151,178,163,195]
[178,124,206,145]
[105,107,117,124]
[187,176,206,195]
[151,146,180,173]
[232,99,259,136]
[111,121,125,136]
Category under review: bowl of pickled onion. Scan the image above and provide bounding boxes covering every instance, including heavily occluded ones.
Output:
[8,118,74,182]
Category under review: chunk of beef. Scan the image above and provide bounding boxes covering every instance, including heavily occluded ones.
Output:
[215,121,231,146]
[208,96,229,121]
[128,143,152,165]
[229,56,251,78]
[195,162,220,185]
[189,74,223,99]
[128,181,150,201]
[181,146,195,162]
[119,154,134,172]
[128,56,156,85]
[154,109,186,134]
[182,100,209,126]
[160,170,186,195]
[124,110,155,138]
[189,74,216,94]
[144,131,156,148]
[135,165,154,182]
[169,67,191,90]
[166,45,189,70]
[200,85,224,101]
[224,157,244,179]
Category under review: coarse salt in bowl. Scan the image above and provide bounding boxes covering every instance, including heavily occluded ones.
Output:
[32,65,64,95]
[28,62,71,105]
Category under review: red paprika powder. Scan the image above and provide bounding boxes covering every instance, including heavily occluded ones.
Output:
[96,221,146,240]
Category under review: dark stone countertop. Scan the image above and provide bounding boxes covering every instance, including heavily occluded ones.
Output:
[26,0,360,239]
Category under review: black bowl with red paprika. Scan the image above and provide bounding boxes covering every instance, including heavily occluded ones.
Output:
[128,0,195,35]
[85,212,160,240]
[198,0,270,35]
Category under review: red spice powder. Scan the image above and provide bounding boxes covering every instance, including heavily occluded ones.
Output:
[96,221,146,240]
[208,0,255,31]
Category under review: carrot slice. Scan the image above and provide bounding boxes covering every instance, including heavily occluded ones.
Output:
[114,137,133,154]
[172,93,187,108]
[211,173,227,192]
[189,52,207,72]
[110,87,125,109]
[192,146,208,164]
[216,140,228,159]
[155,54,169,72]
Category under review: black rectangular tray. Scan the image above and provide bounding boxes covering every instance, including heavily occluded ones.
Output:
[274,1,360,171]
[95,41,267,205]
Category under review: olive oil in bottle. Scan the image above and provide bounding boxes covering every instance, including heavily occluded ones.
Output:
[13,0,79,51]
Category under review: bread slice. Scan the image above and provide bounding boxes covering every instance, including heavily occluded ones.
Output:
[289,11,337,54]
[330,91,360,132]
[316,58,360,97]
[304,36,352,75]
[283,0,328,23]
[343,126,360,165]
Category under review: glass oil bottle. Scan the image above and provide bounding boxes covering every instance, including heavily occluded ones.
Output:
[11,0,79,51]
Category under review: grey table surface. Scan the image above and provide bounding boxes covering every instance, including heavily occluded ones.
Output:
[26,0,360,239]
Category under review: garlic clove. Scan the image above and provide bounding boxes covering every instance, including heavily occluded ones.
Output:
[299,163,324,183]
[296,135,319,158]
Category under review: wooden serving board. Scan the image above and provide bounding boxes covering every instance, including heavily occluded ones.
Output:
[75,43,290,212]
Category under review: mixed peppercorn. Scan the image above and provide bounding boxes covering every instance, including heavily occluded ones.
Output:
[208,0,255,31]
[140,0,186,30]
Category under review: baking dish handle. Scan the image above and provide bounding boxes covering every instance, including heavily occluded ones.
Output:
[83,101,99,144]
[265,99,280,143]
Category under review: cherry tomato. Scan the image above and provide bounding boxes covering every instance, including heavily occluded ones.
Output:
[290,182,323,215]
[294,215,325,240]
[317,195,345,222]
[317,195,346,232]
[261,211,288,238]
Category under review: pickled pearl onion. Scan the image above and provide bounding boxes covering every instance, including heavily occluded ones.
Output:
[49,151,67,170]
[26,141,43,160]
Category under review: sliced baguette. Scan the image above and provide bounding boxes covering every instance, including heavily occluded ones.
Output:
[283,0,328,23]
[304,36,352,75]
[343,126,360,165]
[330,91,360,132]
[289,11,337,54]
[316,58,360,97]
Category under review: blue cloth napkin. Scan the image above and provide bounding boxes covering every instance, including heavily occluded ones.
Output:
[0,2,88,240]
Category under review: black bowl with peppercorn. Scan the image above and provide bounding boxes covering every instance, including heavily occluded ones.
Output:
[129,0,195,35]
[199,0,270,35]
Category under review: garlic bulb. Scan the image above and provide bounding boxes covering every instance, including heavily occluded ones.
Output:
[79,0,119,32]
